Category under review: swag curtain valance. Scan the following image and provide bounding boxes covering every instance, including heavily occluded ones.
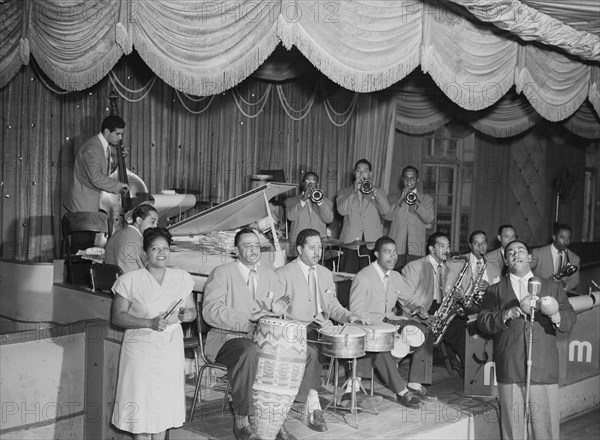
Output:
[1,0,599,122]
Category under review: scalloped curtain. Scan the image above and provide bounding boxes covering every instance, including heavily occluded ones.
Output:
[1,0,599,125]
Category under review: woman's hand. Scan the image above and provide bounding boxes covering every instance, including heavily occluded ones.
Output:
[177,307,195,323]
[151,315,169,332]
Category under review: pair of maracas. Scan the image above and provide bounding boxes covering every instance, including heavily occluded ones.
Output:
[520,294,559,316]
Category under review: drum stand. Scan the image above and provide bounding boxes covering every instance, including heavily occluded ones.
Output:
[325,357,376,429]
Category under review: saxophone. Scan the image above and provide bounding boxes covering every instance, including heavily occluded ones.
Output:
[552,249,578,281]
[463,257,487,310]
[429,257,470,347]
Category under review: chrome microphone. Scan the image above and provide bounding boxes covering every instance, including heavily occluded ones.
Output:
[527,276,542,304]
[520,277,542,315]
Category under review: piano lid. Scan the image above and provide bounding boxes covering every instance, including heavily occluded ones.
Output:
[167,182,296,236]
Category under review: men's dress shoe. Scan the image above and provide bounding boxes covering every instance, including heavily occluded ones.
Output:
[341,393,384,409]
[275,423,297,440]
[233,424,262,440]
[307,409,328,432]
[407,385,438,402]
[397,392,421,409]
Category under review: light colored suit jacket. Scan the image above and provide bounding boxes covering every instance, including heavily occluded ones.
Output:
[104,225,145,273]
[276,260,351,325]
[384,192,434,256]
[336,185,390,248]
[397,256,470,317]
[485,247,506,279]
[349,263,403,322]
[203,261,285,361]
[285,195,334,245]
[64,134,123,212]
[531,244,580,292]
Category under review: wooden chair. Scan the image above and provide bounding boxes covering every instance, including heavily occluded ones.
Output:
[187,296,230,422]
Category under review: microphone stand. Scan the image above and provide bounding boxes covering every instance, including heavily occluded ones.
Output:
[524,300,537,440]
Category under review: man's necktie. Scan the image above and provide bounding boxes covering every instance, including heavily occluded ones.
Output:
[383,273,390,292]
[309,266,319,316]
[436,264,444,303]
[106,149,112,174]
[557,252,564,274]
[248,269,257,299]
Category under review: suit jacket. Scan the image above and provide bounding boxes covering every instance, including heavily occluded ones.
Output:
[384,192,434,256]
[64,134,123,212]
[531,244,580,292]
[104,225,145,273]
[485,247,505,279]
[276,260,351,325]
[336,185,390,248]
[396,256,470,317]
[349,263,403,322]
[477,276,576,384]
[285,195,334,245]
[203,261,285,361]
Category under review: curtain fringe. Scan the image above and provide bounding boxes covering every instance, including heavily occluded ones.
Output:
[524,87,589,122]
[470,116,540,138]
[396,118,450,135]
[564,119,600,139]
[132,31,280,96]
[278,19,418,93]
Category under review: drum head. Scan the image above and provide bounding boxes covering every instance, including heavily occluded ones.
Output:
[391,325,425,359]
[319,325,366,337]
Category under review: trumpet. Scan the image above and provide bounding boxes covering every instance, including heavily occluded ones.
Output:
[309,188,324,203]
[359,179,373,194]
[552,249,578,281]
[405,191,417,205]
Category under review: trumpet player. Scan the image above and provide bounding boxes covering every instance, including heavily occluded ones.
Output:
[384,166,434,270]
[531,223,580,292]
[286,172,334,255]
[395,232,470,401]
[336,159,390,273]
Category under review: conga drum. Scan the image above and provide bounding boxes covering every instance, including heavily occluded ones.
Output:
[352,323,396,352]
[252,318,307,440]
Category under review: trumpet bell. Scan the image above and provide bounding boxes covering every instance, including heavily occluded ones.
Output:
[310,189,324,203]
[405,192,417,205]
[359,180,373,194]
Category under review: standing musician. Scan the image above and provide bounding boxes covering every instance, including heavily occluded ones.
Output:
[276,228,367,432]
[104,204,158,273]
[285,172,334,256]
[478,240,576,440]
[486,224,517,277]
[348,236,424,409]
[384,166,434,270]
[395,232,469,401]
[64,115,129,213]
[336,159,390,273]
[202,228,295,440]
[531,223,580,292]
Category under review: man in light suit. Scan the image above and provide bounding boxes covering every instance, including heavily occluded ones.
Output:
[532,223,580,292]
[203,228,294,440]
[384,166,434,269]
[336,159,390,273]
[285,172,334,255]
[276,228,366,432]
[396,232,469,402]
[64,115,129,213]
[349,236,423,409]
[486,224,517,277]
[478,240,576,440]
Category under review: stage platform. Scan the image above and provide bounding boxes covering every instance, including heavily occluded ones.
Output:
[174,355,599,440]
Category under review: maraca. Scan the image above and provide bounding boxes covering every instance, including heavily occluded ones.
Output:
[520,294,539,315]
[540,296,559,316]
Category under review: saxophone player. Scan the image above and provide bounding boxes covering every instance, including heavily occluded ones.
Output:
[396,232,469,400]
[531,223,580,292]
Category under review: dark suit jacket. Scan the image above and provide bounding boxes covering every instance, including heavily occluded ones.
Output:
[64,134,123,212]
[531,244,580,292]
[477,276,576,384]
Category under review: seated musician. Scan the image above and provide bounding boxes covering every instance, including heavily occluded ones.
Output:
[202,228,294,440]
[285,172,334,257]
[276,228,367,432]
[395,232,469,402]
[104,203,158,273]
[348,236,423,409]
[531,223,580,292]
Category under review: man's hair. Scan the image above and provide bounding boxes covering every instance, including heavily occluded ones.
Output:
[302,171,319,182]
[427,232,448,250]
[553,223,572,236]
[234,227,257,248]
[504,239,531,256]
[354,159,372,171]
[497,224,515,236]
[143,227,172,251]
[374,236,396,254]
[469,229,487,244]
[402,166,419,178]
[296,228,321,248]
[101,115,126,133]
[132,203,157,222]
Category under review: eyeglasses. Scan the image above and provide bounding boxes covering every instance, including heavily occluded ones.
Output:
[241,244,261,251]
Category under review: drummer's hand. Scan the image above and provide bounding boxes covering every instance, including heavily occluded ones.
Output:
[312,314,330,328]
[151,315,169,332]
[348,315,370,325]
[250,309,276,323]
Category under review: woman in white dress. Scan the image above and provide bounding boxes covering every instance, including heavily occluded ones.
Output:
[111,227,196,440]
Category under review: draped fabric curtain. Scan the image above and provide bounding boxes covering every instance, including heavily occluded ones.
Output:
[2,0,599,124]
[0,57,394,260]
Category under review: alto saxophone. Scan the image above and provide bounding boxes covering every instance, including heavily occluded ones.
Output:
[429,257,470,347]
[463,257,487,310]
[552,249,578,281]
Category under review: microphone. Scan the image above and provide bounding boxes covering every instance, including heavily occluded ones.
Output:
[519,277,542,316]
[527,276,542,298]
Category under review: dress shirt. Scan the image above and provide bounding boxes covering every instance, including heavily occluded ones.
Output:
[509,271,534,302]
[469,252,489,283]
